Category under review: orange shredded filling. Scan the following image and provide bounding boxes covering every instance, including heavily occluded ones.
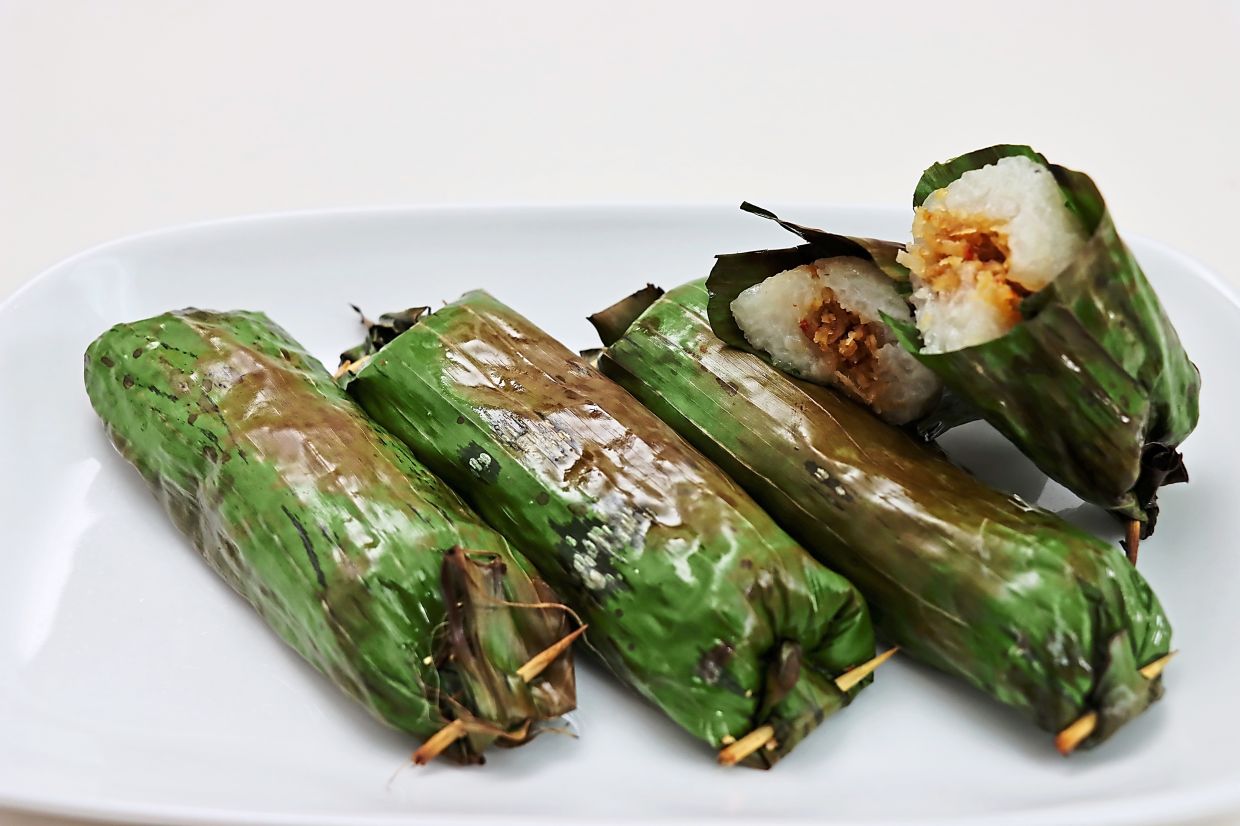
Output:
[911,209,1028,326]
[799,293,883,396]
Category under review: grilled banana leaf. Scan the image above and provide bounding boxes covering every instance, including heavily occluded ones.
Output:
[598,280,1173,750]
[897,146,1199,534]
[341,291,876,768]
[707,181,1200,537]
[84,309,576,764]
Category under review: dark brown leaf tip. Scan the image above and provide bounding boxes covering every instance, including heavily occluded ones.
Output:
[588,284,665,347]
[338,305,431,369]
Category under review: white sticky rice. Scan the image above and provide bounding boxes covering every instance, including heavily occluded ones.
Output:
[731,256,940,424]
[899,155,1087,353]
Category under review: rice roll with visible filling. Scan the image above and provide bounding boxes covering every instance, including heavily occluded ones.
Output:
[881,145,1200,539]
[711,164,1200,541]
[731,257,939,424]
[707,204,940,426]
[594,279,1174,753]
[899,155,1087,353]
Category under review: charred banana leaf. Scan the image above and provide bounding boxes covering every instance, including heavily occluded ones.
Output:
[342,291,876,768]
[893,146,1199,535]
[84,310,576,764]
[598,281,1172,750]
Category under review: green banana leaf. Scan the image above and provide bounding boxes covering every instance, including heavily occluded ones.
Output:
[890,145,1200,535]
[84,310,577,764]
[597,280,1172,750]
[341,291,877,768]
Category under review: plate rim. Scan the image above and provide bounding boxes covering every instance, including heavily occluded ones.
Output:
[2,204,1236,826]
[5,202,1237,316]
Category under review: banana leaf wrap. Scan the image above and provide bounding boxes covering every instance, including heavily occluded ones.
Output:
[84,309,576,764]
[705,202,913,362]
[341,291,876,768]
[596,280,1173,749]
[895,146,1199,534]
[707,184,1200,535]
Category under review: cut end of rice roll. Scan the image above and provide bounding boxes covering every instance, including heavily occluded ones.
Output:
[730,256,941,425]
[899,155,1087,354]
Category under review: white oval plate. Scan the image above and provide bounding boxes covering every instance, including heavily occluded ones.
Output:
[1,206,1236,826]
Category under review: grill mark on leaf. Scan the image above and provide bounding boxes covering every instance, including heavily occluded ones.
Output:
[282,505,328,590]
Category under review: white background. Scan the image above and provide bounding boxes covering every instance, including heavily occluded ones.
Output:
[1,2,1238,824]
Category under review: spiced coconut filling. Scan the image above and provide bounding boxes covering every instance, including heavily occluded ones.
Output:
[730,256,940,425]
[899,155,1087,354]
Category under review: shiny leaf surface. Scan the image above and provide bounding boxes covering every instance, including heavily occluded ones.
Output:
[599,281,1172,749]
[903,145,1201,531]
[344,292,876,768]
[84,310,576,763]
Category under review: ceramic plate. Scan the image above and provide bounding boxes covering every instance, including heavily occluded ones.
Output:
[1,206,1236,825]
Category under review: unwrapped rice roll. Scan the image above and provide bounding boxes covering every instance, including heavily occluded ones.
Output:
[885,145,1201,537]
[731,256,939,424]
[900,155,1087,353]
[707,204,940,425]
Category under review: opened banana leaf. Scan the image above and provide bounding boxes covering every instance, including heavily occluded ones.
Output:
[706,202,911,352]
[84,310,577,764]
[703,204,942,425]
[597,280,1172,751]
[894,146,1199,536]
[707,173,1199,538]
[341,291,877,768]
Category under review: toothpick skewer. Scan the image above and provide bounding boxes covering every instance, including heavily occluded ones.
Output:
[516,625,588,683]
[717,647,900,766]
[412,719,467,765]
[332,355,371,381]
[1053,711,1098,756]
[1054,651,1177,755]
[718,725,776,767]
[1139,651,1176,680]
[1125,520,1141,565]
[411,625,587,766]
[835,646,899,692]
